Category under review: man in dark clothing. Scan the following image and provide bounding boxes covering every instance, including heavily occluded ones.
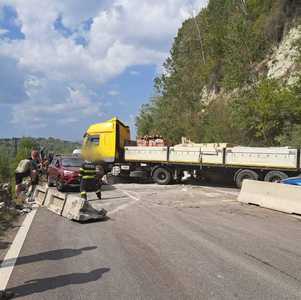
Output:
[79,161,102,200]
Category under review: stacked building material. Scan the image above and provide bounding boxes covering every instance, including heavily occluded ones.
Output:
[137,135,167,147]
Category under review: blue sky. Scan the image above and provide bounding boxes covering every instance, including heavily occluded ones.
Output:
[0,0,207,141]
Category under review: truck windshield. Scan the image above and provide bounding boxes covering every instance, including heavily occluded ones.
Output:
[62,158,83,167]
[84,135,100,146]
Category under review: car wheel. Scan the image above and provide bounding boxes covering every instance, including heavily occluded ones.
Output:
[47,176,54,187]
[56,178,65,192]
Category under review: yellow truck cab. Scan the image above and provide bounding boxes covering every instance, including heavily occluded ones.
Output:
[82,117,130,163]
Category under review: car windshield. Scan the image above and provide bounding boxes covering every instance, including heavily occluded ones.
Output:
[62,158,82,167]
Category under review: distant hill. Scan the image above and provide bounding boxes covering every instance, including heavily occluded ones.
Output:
[0,137,81,158]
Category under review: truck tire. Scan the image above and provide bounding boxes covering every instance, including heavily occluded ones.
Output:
[235,169,259,189]
[264,171,288,183]
[152,167,172,185]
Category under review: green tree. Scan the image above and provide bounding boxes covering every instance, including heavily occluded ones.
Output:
[231,79,301,145]
[137,0,301,146]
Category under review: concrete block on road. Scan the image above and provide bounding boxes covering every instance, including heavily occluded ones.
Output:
[33,185,48,206]
[62,195,106,222]
[238,180,301,215]
[44,188,67,215]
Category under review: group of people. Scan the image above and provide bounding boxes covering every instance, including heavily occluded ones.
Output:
[14,148,104,202]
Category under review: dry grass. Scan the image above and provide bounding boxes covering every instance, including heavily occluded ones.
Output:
[0,208,17,237]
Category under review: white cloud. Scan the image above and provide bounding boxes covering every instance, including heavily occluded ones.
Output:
[108,90,120,97]
[0,0,208,129]
[0,28,8,35]
[129,70,140,76]
[11,79,103,128]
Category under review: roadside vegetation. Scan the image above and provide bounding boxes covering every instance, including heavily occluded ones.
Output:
[0,208,17,237]
[0,137,80,186]
[136,0,301,146]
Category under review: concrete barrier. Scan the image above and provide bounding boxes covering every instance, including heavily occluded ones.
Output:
[44,188,67,216]
[33,185,48,206]
[238,180,301,215]
[62,195,106,222]
[33,185,106,222]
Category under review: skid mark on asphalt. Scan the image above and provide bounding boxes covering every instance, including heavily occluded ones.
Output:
[108,189,141,216]
[0,208,37,291]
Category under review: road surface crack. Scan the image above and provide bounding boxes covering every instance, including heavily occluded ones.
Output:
[244,252,301,283]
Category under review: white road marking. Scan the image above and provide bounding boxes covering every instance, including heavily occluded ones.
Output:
[0,208,37,291]
[108,189,141,215]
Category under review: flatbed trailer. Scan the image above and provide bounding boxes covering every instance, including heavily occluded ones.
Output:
[82,118,301,188]
[112,145,301,188]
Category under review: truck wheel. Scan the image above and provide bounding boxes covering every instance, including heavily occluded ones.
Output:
[264,171,288,183]
[235,169,259,189]
[152,168,172,185]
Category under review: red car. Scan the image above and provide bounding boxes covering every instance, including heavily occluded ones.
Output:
[47,155,83,191]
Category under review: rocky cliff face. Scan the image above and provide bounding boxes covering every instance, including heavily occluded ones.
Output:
[199,23,301,106]
[267,24,301,84]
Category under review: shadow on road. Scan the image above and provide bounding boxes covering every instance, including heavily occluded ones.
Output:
[1,246,97,268]
[0,240,11,250]
[8,268,110,298]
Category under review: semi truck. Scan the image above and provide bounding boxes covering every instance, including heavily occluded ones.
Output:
[82,117,301,188]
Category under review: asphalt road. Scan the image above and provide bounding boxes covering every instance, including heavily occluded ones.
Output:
[3,183,301,299]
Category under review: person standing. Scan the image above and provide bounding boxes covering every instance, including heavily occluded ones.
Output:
[79,160,102,200]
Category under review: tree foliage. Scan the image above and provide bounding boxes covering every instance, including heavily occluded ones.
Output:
[136,0,301,146]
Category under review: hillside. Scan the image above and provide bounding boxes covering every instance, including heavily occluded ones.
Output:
[0,137,80,157]
[136,0,301,146]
